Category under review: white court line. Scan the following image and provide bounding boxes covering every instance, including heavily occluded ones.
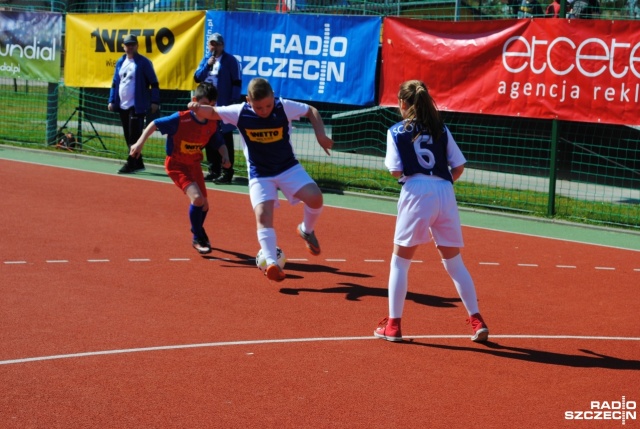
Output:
[556,265,577,269]
[169,258,190,262]
[46,260,68,263]
[364,259,385,263]
[87,259,110,263]
[518,263,538,267]
[480,262,500,265]
[1,334,638,366]
[4,261,27,264]
[128,259,150,262]
[595,267,615,270]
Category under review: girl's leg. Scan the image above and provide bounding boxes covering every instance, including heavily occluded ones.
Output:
[438,245,488,342]
[437,246,479,316]
[374,244,416,341]
[389,244,417,318]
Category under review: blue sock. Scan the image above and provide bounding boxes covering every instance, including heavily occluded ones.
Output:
[189,204,204,239]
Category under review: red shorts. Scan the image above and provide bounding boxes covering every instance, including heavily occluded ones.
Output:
[164,157,207,198]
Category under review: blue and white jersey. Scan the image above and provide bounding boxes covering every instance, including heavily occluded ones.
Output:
[216,98,309,178]
[385,121,466,183]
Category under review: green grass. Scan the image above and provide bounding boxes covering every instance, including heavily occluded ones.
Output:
[2,81,639,231]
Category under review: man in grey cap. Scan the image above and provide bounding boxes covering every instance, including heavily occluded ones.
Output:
[194,32,242,184]
[108,34,161,174]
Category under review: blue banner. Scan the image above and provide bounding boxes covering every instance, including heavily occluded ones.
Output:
[204,11,381,106]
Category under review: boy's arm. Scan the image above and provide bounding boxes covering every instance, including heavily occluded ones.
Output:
[130,121,158,158]
[188,102,221,121]
[304,105,334,156]
[218,145,231,169]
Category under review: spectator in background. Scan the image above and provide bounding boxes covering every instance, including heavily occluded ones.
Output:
[194,33,243,184]
[629,0,640,19]
[568,0,600,17]
[108,34,160,174]
[508,0,522,16]
[518,0,544,17]
[585,0,602,17]
[546,0,561,16]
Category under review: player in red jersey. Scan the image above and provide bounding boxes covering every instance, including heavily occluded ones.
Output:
[129,83,230,255]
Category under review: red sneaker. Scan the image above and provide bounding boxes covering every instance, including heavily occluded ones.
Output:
[467,313,489,342]
[374,317,402,342]
[265,263,286,282]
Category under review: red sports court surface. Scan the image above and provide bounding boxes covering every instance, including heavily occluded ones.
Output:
[1,159,639,429]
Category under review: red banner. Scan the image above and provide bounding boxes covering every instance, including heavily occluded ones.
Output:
[380,17,640,126]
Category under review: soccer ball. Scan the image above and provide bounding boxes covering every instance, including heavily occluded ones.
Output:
[256,247,286,272]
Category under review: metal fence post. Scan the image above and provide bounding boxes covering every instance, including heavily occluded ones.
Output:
[547,118,558,216]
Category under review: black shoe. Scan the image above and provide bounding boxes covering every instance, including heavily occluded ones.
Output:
[213,168,234,184]
[133,160,145,172]
[192,236,212,254]
[201,228,211,247]
[118,163,136,174]
[204,172,220,181]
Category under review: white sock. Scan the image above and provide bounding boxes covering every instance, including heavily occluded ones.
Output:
[442,254,480,316]
[388,253,412,318]
[257,228,278,265]
[301,205,323,233]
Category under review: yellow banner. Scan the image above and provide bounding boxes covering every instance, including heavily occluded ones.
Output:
[64,11,204,90]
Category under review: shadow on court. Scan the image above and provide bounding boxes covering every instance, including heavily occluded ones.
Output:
[404,341,640,370]
[279,281,461,307]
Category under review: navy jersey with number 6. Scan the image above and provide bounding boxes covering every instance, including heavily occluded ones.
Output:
[385,122,466,183]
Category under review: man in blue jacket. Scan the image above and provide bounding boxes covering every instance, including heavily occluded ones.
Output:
[194,33,242,184]
[108,34,161,174]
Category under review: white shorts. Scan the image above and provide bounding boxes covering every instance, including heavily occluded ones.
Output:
[248,163,316,209]
[394,175,464,248]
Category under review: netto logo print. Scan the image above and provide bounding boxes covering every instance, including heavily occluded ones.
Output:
[91,28,175,54]
[246,128,283,144]
[180,141,202,155]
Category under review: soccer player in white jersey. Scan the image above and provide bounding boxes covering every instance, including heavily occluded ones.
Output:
[374,80,489,343]
[188,78,334,282]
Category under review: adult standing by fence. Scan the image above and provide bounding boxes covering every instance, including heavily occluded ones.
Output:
[108,34,161,174]
[194,32,243,184]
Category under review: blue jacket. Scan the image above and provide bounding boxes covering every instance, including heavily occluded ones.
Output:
[194,51,242,133]
[108,53,160,115]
